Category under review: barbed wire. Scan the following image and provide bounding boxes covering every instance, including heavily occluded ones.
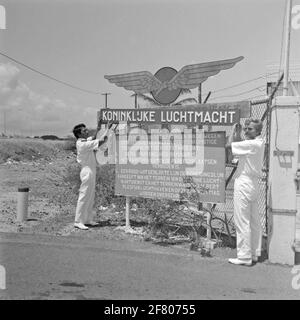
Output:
[208,86,266,101]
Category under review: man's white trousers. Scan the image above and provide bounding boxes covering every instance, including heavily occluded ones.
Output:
[75,166,96,224]
[233,175,262,259]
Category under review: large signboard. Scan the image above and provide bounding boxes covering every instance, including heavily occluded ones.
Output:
[97,104,240,203]
[114,131,226,203]
[99,104,241,126]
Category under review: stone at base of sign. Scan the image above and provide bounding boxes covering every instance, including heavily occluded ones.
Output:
[203,239,218,250]
[190,238,219,255]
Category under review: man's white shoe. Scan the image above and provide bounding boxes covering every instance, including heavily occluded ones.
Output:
[74,222,89,230]
[228,258,252,266]
[86,221,99,226]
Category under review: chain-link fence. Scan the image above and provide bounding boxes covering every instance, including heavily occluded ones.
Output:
[210,99,270,236]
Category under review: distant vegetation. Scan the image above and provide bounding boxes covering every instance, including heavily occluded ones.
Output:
[40,135,61,140]
[0,138,75,164]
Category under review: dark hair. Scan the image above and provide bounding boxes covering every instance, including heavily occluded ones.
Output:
[244,118,263,135]
[72,123,86,139]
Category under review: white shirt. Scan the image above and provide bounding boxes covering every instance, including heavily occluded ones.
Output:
[76,137,99,169]
[232,136,265,179]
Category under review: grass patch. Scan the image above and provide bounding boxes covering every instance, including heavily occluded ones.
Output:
[0,138,75,163]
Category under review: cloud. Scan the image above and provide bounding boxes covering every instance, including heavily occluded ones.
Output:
[0,63,20,103]
[0,62,97,136]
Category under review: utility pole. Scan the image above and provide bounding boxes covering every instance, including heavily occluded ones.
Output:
[101,93,111,129]
[3,109,6,136]
[102,92,111,109]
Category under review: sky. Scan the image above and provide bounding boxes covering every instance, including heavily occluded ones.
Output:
[0,0,299,137]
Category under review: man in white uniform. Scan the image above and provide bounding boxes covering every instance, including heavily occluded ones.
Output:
[227,119,265,266]
[72,122,112,230]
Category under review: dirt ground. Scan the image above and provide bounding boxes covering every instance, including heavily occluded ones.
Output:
[0,138,237,260]
[0,157,142,238]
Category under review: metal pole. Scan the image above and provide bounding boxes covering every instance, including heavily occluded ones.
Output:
[197,84,204,217]
[198,84,202,103]
[17,187,29,222]
[203,91,211,104]
[134,93,138,109]
[283,0,292,96]
[3,109,6,136]
[102,92,111,108]
[205,84,212,235]
[206,205,212,240]
[101,93,111,129]
[198,84,202,130]
[125,93,138,229]
[205,91,213,132]
[125,196,130,228]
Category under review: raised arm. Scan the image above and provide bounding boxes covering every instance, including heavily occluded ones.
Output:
[97,121,114,147]
[226,123,242,148]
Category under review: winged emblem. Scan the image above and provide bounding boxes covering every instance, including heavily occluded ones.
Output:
[104,56,244,97]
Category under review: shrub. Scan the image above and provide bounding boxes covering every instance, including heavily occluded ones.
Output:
[46,159,81,208]
[135,198,182,238]
[51,162,125,210]
[60,140,76,152]
[95,164,125,210]
[40,135,60,140]
[0,139,61,163]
